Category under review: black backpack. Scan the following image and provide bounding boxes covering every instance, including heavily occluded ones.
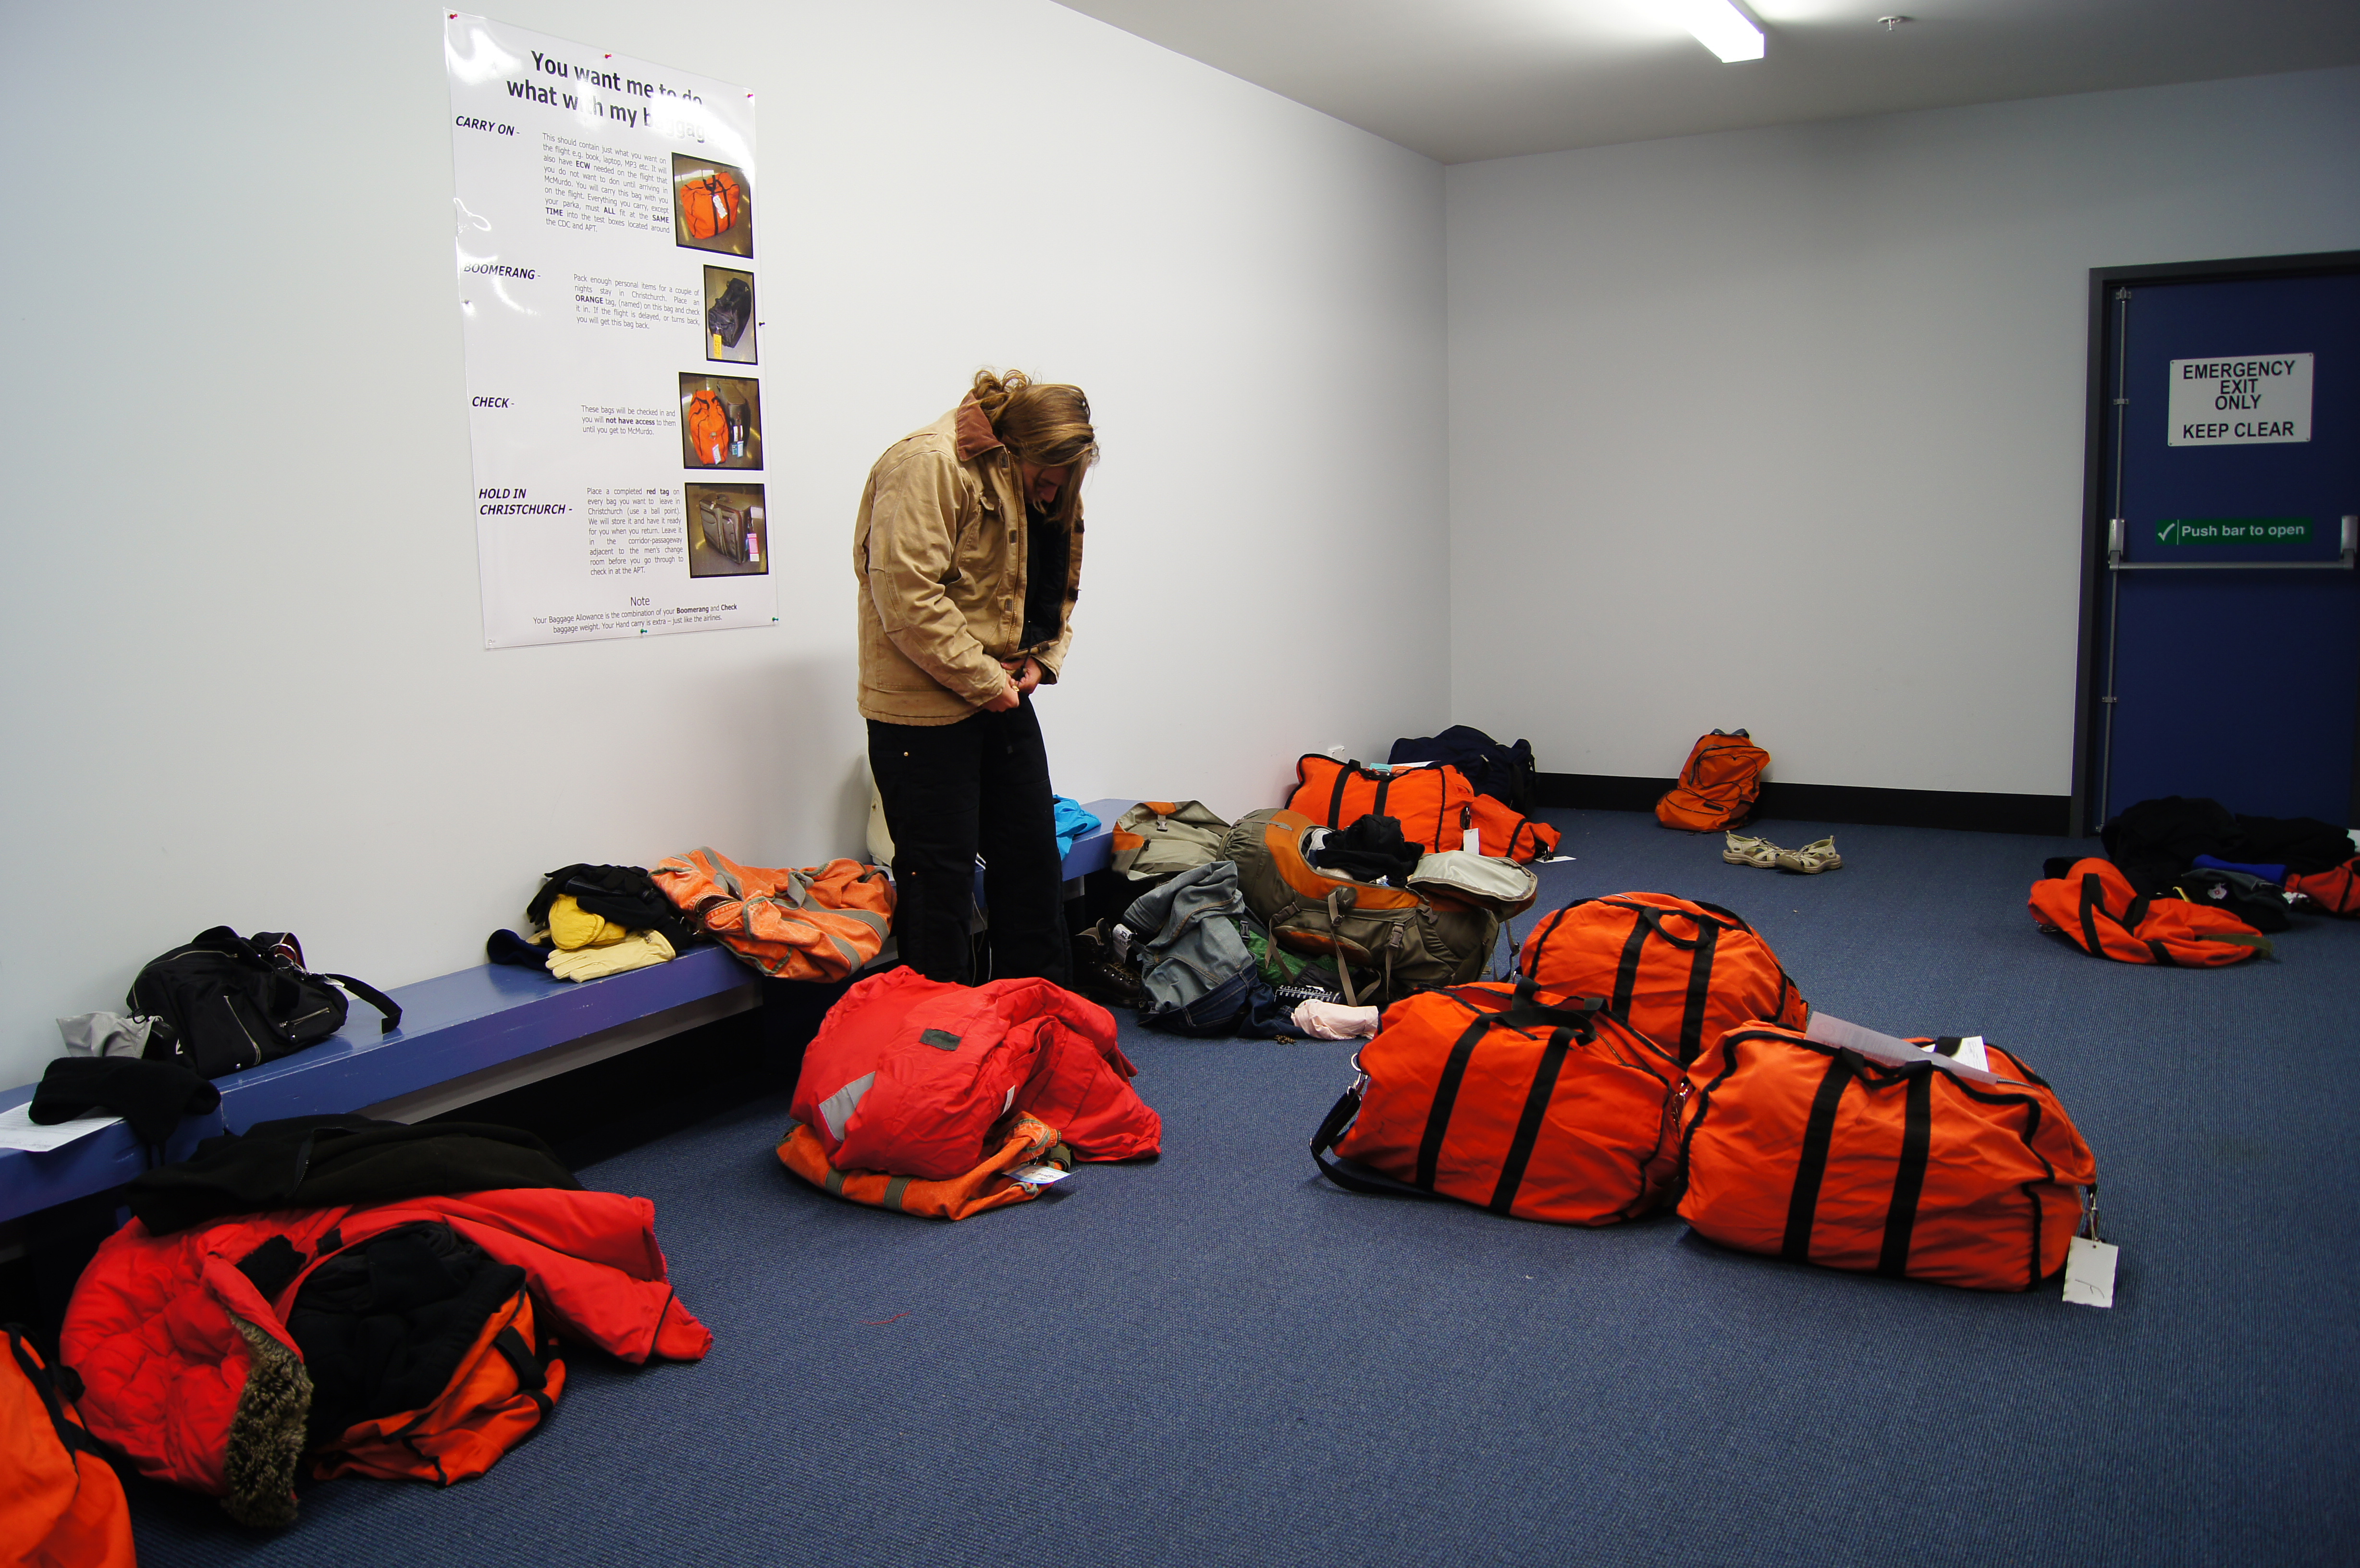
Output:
[126,929,401,1079]
[707,277,752,348]
[1389,725,1538,813]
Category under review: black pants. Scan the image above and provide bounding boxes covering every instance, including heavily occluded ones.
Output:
[868,698,1071,988]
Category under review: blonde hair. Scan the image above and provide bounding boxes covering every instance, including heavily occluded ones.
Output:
[972,369,1097,527]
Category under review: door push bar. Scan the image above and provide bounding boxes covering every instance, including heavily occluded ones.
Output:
[2107,514,2358,571]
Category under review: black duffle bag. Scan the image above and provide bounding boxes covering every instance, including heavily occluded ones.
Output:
[127,929,401,1078]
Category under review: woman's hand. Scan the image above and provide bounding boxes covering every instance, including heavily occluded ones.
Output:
[986,657,1040,711]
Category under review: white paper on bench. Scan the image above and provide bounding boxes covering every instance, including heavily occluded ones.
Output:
[0,1101,122,1152]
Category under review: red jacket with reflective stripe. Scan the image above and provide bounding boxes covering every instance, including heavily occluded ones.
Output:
[61,1188,711,1502]
[793,966,1160,1180]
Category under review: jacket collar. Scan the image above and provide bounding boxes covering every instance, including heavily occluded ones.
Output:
[953,395,1003,463]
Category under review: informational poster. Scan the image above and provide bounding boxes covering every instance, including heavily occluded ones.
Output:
[2166,353,2312,447]
[444,13,774,647]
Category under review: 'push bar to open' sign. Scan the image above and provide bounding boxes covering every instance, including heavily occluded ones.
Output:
[2167,353,2312,446]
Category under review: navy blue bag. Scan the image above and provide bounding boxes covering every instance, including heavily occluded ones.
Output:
[1389,726,1537,813]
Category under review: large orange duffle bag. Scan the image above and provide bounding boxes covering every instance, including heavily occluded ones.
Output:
[1311,980,1685,1225]
[1519,893,1807,1066]
[652,848,895,980]
[1285,755,1561,862]
[677,167,742,239]
[2028,857,2271,965]
[1677,1023,2096,1291]
[2,1325,135,1568]
[1655,729,1768,831]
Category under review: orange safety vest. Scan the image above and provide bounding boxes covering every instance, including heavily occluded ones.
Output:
[686,389,730,465]
[651,849,895,980]
[777,1114,1070,1222]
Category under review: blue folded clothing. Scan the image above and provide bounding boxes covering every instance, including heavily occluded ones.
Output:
[2192,853,2286,884]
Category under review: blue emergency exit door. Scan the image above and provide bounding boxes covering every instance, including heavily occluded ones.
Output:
[2090,267,2360,829]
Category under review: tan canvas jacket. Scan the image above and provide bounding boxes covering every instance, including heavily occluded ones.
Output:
[853,396,1084,725]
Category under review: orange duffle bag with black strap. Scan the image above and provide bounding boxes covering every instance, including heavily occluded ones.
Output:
[1677,1020,2097,1291]
[1518,893,1807,1066]
[2,1324,135,1568]
[1311,980,1687,1225]
[2029,857,2271,965]
[677,168,742,239]
[651,849,895,980]
[1286,755,1560,862]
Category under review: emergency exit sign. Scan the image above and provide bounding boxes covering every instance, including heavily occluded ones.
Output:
[2167,353,2312,445]
[2153,517,2311,546]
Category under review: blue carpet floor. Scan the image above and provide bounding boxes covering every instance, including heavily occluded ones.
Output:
[124,809,2360,1566]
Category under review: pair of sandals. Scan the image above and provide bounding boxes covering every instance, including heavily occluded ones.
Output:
[1724,832,1844,874]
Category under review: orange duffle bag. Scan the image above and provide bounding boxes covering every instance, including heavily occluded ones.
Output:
[1678,1022,2096,1291]
[1286,755,1560,862]
[651,849,895,980]
[2028,857,2271,965]
[313,1286,563,1487]
[1,1324,135,1568]
[1519,893,1807,1066]
[677,168,742,239]
[1311,980,1686,1225]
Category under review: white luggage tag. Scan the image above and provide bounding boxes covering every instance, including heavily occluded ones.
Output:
[1805,1013,2019,1087]
[1006,1163,1070,1192]
[2062,1187,2117,1308]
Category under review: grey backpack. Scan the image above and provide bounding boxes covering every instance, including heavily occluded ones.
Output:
[1119,861,1260,1035]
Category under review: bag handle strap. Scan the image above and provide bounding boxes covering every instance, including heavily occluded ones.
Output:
[320,973,402,1034]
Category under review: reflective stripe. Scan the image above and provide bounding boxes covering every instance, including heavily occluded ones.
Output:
[824,1167,847,1195]
[881,1176,912,1212]
[818,1072,876,1141]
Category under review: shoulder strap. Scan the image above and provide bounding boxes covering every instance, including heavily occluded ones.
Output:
[320,974,403,1034]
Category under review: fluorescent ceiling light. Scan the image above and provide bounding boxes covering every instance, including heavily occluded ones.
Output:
[1632,0,1767,63]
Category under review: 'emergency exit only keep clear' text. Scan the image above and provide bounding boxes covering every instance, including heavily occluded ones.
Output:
[2166,353,2313,446]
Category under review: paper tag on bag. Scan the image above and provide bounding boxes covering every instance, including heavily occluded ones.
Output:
[2062,1236,2118,1308]
[1007,1163,1070,1189]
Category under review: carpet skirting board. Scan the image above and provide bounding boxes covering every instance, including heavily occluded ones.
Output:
[123,809,2357,1567]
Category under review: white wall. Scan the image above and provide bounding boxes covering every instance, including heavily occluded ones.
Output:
[0,0,1445,1085]
[1445,66,2360,795]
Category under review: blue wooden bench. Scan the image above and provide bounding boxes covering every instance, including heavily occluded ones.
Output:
[0,800,1137,1227]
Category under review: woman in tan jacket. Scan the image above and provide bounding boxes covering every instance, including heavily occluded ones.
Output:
[853,369,1096,985]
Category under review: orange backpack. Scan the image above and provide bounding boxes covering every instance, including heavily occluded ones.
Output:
[678,169,742,240]
[1678,1024,2097,1291]
[1655,730,1769,831]
[686,389,729,465]
[313,1287,563,1487]
[2029,857,2271,965]
[1285,755,1561,862]
[651,849,895,980]
[1314,980,1686,1225]
[1518,893,1807,1066]
[1,1325,135,1568]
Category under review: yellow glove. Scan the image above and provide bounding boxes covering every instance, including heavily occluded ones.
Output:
[548,894,630,950]
[546,929,675,981]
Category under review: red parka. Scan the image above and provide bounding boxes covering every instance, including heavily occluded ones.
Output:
[61,1187,711,1521]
